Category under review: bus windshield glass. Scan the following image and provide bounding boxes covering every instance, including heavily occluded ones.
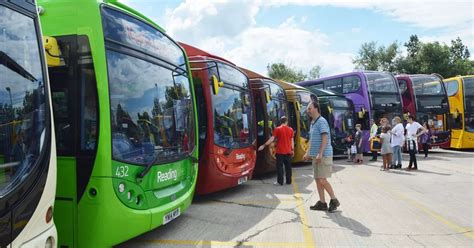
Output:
[266,82,288,136]
[411,75,444,95]
[0,6,46,196]
[297,91,312,139]
[464,78,474,132]
[366,72,398,93]
[330,98,354,138]
[210,62,253,149]
[103,7,195,165]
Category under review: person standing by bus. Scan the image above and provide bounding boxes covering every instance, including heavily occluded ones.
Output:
[419,122,432,159]
[369,119,378,161]
[304,101,339,212]
[405,116,428,170]
[390,116,404,169]
[258,116,294,185]
[354,124,363,164]
[380,126,393,171]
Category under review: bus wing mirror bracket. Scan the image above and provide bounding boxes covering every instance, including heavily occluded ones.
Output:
[265,90,272,103]
[295,101,301,111]
[211,75,224,95]
[358,108,366,119]
[43,36,61,67]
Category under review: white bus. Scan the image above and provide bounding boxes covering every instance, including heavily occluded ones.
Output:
[1,1,57,247]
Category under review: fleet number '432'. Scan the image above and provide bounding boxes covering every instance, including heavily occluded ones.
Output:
[116,166,129,177]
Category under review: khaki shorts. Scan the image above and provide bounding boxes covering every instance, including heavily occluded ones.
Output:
[313,156,333,179]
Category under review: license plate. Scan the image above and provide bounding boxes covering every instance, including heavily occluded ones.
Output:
[163,208,180,225]
[238,176,248,185]
[431,146,440,149]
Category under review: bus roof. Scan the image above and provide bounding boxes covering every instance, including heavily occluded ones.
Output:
[106,0,165,33]
[307,88,344,97]
[239,67,271,81]
[179,42,235,66]
[274,79,308,91]
[444,75,474,81]
[297,71,393,86]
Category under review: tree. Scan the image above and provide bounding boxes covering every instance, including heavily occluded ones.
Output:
[353,41,401,71]
[355,35,474,78]
[353,41,379,70]
[308,65,321,80]
[267,63,306,83]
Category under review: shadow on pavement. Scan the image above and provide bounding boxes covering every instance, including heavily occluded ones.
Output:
[408,169,451,176]
[323,211,372,237]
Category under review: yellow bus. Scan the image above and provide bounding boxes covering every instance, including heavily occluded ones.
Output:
[444,75,474,149]
[274,80,317,163]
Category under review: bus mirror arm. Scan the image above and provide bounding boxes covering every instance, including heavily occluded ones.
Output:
[188,154,199,164]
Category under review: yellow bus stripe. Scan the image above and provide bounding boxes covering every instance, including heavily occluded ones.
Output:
[292,176,316,248]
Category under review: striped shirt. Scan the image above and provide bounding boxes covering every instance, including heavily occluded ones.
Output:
[309,116,333,157]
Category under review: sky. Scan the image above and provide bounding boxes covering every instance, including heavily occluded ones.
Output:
[121,0,473,77]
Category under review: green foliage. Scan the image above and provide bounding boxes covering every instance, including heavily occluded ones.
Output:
[353,41,401,71]
[308,65,322,80]
[353,35,474,77]
[267,63,307,83]
[267,63,322,82]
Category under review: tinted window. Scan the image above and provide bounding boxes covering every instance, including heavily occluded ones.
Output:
[444,80,459,97]
[267,80,285,99]
[324,78,342,93]
[342,76,361,93]
[209,62,253,149]
[398,79,408,94]
[102,7,185,68]
[0,6,46,196]
[366,73,398,93]
[464,78,474,132]
[107,51,194,164]
[297,91,312,139]
[411,75,444,95]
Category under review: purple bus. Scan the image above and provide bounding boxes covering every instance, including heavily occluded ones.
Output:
[298,71,403,152]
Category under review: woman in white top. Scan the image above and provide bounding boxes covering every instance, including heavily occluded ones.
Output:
[405,115,428,170]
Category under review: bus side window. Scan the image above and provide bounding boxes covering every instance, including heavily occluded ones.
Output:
[79,69,98,151]
[324,78,343,93]
[343,76,361,93]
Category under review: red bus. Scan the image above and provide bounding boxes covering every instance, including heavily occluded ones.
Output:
[180,43,256,194]
[240,68,289,176]
[396,74,451,149]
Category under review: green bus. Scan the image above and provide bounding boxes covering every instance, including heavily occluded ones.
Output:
[38,0,198,247]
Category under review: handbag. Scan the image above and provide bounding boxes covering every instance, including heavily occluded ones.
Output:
[370,137,381,151]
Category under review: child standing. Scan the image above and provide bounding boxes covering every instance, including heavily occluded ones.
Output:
[354,124,363,164]
[380,126,393,171]
[419,122,432,159]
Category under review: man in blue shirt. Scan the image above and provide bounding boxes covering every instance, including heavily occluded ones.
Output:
[304,101,340,212]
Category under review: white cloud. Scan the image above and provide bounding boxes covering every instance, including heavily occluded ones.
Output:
[164,0,259,45]
[148,0,472,78]
[162,1,354,77]
[223,20,353,77]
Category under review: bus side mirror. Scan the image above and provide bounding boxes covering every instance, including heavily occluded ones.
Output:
[358,108,366,119]
[43,36,61,67]
[211,75,224,95]
[452,112,459,119]
[265,90,272,103]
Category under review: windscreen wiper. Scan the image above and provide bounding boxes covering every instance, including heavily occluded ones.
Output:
[0,51,37,82]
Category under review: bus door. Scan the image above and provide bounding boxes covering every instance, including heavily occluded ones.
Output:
[46,35,99,247]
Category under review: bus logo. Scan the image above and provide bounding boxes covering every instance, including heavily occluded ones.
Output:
[236,153,246,160]
[157,169,178,183]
